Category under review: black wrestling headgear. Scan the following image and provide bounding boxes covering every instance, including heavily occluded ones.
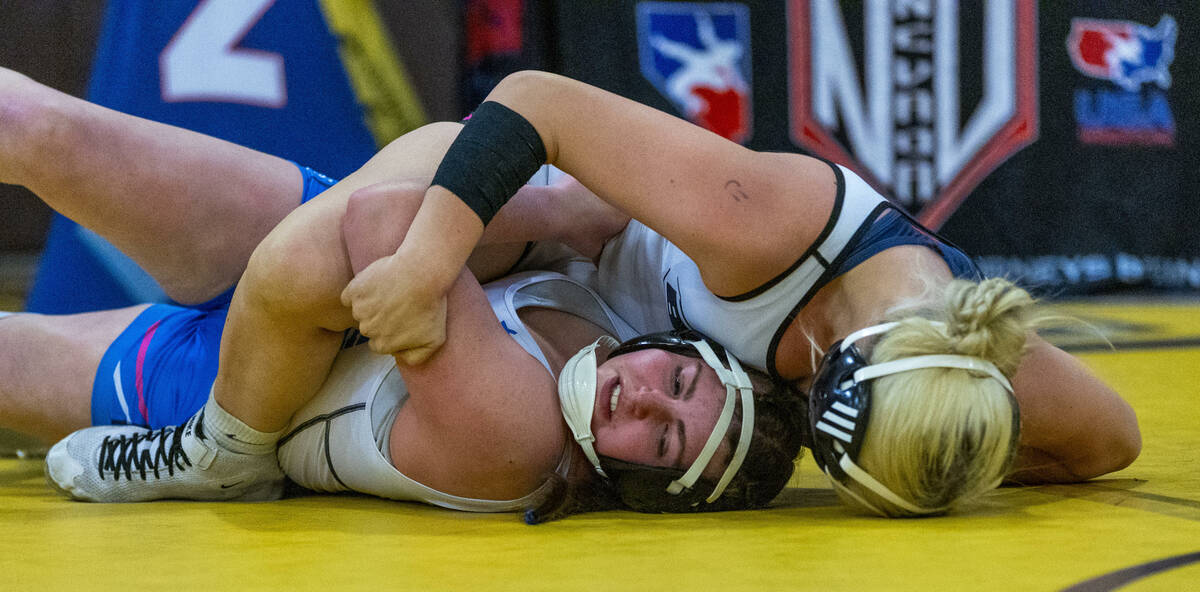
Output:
[808,322,1016,516]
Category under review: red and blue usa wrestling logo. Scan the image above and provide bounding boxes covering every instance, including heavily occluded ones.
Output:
[636,2,753,144]
[1067,15,1176,147]
[787,0,1038,230]
[1068,15,1176,92]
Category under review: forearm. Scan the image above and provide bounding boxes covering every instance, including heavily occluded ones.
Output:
[478,71,821,293]
[480,71,658,219]
[1008,408,1140,485]
[1010,337,1142,484]
[394,98,548,293]
[408,70,687,279]
[1007,446,1108,485]
[479,69,762,237]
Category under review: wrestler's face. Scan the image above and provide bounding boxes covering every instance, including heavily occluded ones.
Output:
[591,348,731,478]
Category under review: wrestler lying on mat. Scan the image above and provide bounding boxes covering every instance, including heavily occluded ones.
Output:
[0,68,1137,519]
[0,68,803,522]
[338,71,1140,517]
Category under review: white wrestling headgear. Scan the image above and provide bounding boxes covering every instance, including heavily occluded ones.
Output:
[557,332,756,504]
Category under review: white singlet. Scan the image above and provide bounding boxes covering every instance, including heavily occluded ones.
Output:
[277,268,638,512]
[595,163,885,375]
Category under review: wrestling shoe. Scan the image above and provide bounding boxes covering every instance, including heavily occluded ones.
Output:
[44,410,284,502]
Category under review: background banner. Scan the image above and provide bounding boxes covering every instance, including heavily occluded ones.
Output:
[26,0,423,313]
[554,0,1199,294]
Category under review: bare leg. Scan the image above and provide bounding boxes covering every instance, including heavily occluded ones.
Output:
[0,68,301,304]
[0,307,147,443]
[214,122,464,430]
[43,122,466,502]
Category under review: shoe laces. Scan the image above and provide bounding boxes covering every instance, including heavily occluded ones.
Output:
[97,426,192,481]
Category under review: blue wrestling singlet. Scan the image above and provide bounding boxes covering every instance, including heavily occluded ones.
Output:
[90,165,337,427]
[834,206,981,281]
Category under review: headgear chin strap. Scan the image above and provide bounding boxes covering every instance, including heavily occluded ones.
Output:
[809,321,1016,516]
[557,331,755,505]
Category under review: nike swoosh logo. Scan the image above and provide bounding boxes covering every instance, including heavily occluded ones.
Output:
[220,481,244,489]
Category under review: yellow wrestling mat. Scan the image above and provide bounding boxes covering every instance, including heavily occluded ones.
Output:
[2,298,1198,591]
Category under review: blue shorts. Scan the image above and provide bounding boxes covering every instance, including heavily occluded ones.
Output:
[90,164,338,427]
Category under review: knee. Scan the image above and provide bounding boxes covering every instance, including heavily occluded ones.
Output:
[238,213,350,321]
[0,70,56,180]
[342,182,426,272]
[0,70,69,140]
[0,69,39,127]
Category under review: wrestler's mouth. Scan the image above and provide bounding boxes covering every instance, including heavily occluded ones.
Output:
[599,375,620,422]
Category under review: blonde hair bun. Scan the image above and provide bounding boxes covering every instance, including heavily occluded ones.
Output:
[843,277,1039,516]
[943,278,1035,376]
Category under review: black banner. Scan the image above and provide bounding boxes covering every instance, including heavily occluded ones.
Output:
[552,1,1199,293]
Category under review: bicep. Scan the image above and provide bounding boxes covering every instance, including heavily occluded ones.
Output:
[485,71,833,292]
[1008,335,1141,483]
[388,271,564,496]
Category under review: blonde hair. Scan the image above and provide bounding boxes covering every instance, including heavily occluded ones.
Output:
[840,277,1038,516]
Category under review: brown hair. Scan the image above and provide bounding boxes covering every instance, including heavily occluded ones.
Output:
[523,369,806,523]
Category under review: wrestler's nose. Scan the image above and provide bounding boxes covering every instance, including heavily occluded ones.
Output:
[628,388,670,420]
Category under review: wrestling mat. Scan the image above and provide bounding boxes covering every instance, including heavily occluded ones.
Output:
[2,297,1197,591]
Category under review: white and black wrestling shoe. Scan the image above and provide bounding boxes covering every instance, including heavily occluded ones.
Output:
[44,410,284,503]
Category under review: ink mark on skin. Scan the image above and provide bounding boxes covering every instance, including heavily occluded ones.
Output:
[725,180,748,202]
